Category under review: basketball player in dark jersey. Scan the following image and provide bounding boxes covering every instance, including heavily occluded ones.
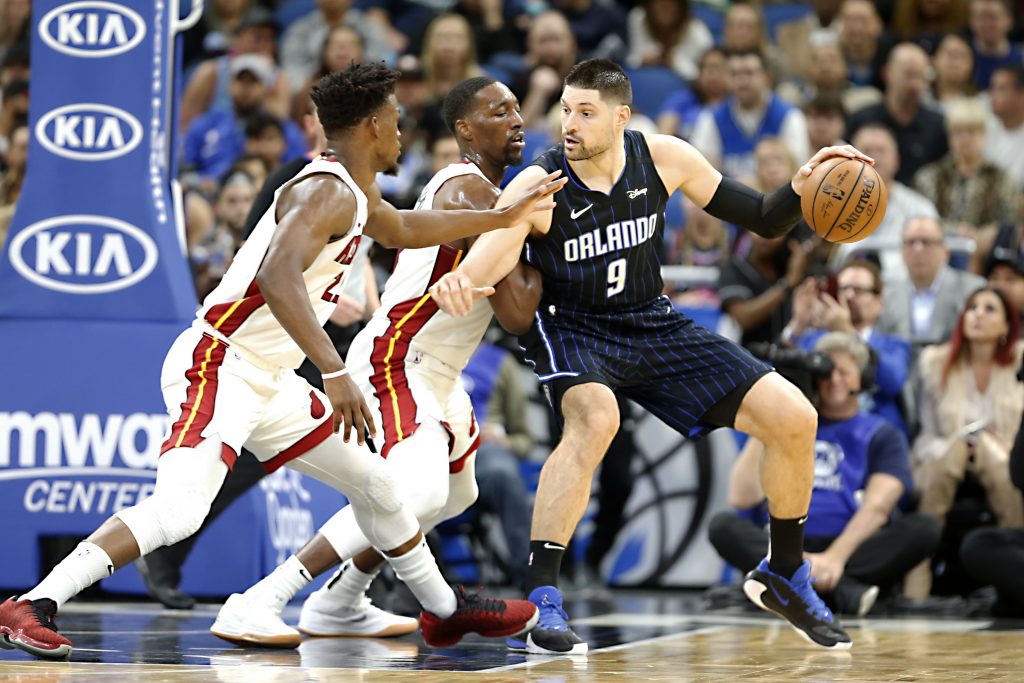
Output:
[430,59,874,654]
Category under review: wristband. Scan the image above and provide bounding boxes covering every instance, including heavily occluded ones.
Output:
[321,368,349,380]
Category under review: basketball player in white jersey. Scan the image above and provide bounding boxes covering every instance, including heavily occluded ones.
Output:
[207,76,543,647]
[0,64,566,661]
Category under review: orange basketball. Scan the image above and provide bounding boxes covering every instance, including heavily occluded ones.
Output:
[800,157,888,244]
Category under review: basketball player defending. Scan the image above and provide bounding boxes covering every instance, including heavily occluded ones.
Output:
[207,77,543,647]
[430,59,873,653]
[0,64,565,660]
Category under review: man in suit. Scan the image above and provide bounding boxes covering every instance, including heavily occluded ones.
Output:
[878,216,986,346]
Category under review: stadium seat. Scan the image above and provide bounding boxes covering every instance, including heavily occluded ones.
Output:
[625,66,687,119]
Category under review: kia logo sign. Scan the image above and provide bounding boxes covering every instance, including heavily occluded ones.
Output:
[35,103,143,161]
[38,1,146,58]
[8,215,158,294]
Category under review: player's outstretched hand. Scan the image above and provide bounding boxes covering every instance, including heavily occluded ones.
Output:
[791,145,874,196]
[498,170,567,226]
[429,271,495,318]
[323,374,377,446]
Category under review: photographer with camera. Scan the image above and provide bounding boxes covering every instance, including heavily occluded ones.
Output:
[780,260,912,437]
[709,333,941,616]
[959,351,1024,616]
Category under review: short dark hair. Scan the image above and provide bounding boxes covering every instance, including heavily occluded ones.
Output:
[838,258,883,294]
[992,63,1024,90]
[442,76,497,134]
[725,48,768,70]
[312,63,400,136]
[244,112,284,139]
[804,92,846,118]
[564,59,632,106]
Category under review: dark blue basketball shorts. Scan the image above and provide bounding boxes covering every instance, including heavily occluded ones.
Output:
[520,296,773,439]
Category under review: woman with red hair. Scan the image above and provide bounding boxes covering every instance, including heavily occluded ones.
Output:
[905,287,1024,598]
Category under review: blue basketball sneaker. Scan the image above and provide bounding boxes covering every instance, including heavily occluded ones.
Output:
[506,586,587,655]
[742,559,852,650]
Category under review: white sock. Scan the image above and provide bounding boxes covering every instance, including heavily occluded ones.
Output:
[321,560,379,608]
[21,542,114,609]
[386,538,456,618]
[245,555,312,615]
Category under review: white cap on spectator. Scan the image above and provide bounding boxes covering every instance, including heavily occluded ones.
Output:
[230,54,276,87]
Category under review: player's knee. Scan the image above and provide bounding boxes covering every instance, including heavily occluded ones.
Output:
[444,475,479,519]
[564,398,620,453]
[364,465,403,514]
[116,486,212,553]
[406,481,450,524]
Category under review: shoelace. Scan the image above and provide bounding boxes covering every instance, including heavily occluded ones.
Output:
[28,600,59,633]
[455,587,506,616]
[537,596,570,629]
[798,577,834,623]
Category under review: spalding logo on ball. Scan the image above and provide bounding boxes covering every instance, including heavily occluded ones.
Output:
[801,157,888,244]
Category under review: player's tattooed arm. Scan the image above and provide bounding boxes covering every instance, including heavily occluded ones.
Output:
[429,165,551,318]
[363,170,565,249]
[256,175,376,444]
[434,175,542,334]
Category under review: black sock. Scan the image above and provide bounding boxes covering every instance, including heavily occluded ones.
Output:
[526,540,565,594]
[768,514,805,579]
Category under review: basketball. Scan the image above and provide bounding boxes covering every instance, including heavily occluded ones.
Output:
[801,157,888,244]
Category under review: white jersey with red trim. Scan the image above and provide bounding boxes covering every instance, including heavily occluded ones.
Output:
[355,162,494,375]
[195,156,368,369]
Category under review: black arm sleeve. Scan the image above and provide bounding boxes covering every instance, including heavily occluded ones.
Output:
[702,177,802,239]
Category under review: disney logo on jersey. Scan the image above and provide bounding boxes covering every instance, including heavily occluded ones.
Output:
[627,187,648,199]
[36,103,143,162]
[38,1,146,58]
[8,214,158,294]
[563,213,658,263]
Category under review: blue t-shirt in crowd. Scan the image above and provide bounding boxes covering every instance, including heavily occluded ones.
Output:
[805,414,911,538]
[183,109,306,182]
[973,44,1024,90]
[659,87,704,140]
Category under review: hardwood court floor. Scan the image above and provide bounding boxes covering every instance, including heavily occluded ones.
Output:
[0,593,1021,682]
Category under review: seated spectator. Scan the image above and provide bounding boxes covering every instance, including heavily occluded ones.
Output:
[421,13,487,104]
[777,40,882,116]
[838,0,891,90]
[0,43,30,98]
[786,260,912,436]
[243,113,292,176]
[709,332,939,616]
[451,0,523,65]
[281,0,392,95]
[892,0,969,53]
[905,287,1024,598]
[549,0,627,62]
[718,230,810,348]
[927,33,980,113]
[293,25,365,122]
[847,43,948,184]
[0,78,27,153]
[511,10,578,129]
[190,170,257,299]
[721,2,789,81]
[985,249,1024,325]
[666,197,730,309]
[360,0,447,56]
[460,341,536,589]
[182,55,306,187]
[179,0,252,70]
[983,65,1024,188]
[960,384,1024,616]
[179,8,290,130]
[626,0,713,80]
[230,154,270,194]
[0,118,25,245]
[0,0,29,66]
[690,49,808,180]
[832,124,939,278]
[878,217,987,345]
[804,93,848,152]
[656,47,728,140]
[968,0,1022,90]
[913,99,1017,239]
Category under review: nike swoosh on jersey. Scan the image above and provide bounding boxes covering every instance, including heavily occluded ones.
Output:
[569,204,593,219]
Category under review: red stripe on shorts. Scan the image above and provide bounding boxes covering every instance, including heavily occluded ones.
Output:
[261,419,334,474]
[160,334,226,455]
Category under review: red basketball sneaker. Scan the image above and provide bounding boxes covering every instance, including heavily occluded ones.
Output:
[0,597,73,660]
[419,586,539,648]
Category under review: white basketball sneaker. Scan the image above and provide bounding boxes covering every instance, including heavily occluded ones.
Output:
[298,592,418,638]
[210,593,302,648]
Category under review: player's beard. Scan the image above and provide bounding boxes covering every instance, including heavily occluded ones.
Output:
[384,164,401,176]
[564,133,612,162]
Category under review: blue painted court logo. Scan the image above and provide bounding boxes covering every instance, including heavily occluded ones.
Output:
[38,1,146,58]
[8,214,158,294]
[35,103,143,162]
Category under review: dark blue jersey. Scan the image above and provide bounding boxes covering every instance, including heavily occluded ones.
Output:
[525,129,670,311]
